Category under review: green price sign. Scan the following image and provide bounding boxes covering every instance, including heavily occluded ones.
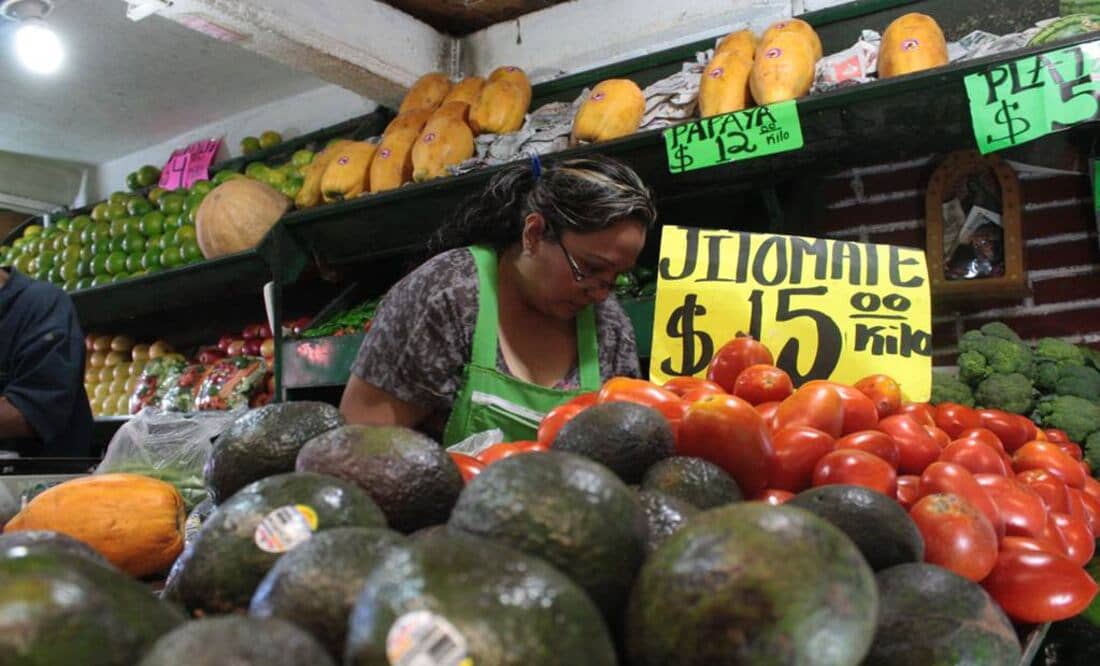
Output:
[965,39,1100,154]
[663,100,805,174]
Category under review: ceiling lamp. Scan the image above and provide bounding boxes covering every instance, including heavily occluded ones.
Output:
[2,0,63,75]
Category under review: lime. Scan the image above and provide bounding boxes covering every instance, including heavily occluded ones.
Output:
[90,275,109,288]
[34,266,50,282]
[61,245,82,263]
[13,254,33,274]
[180,239,203,263]
[136,165,161,187]
[22,224,43,238]
[11,237,25,251]
[244,162,270,179]
[140,211,165,236]
[54,217,71,232]
[162,229,179,248]
[106,251,127,275]
[162,213,182,232]
[160,247,183,269]
[127,197,153,216]
[183,191,205,213]
[109,191,129,206]
[41,226,58,240]
[111,273,129,284]
[146,234,164,252]
[90,254,109,276]
[73,259,89,279]
[122,232,145,254]
[107,201,128,220]
[63,278,78,292]
[212,170,239,185]
[37,250,56,271]
[176,224,197,243]
[126,171,141,191]
[190,180,213,196]
[291,149,315,167]
[141,248,162,271]
[110,237,127,254]
[259,130,282,149]
[79,245,95,262]
[186,207,198,224]
[148,187,166,205]
[76,277,93,291]
[47,265,63,284]
[159,193,185,214]
[93,221,111,244]
[240,136,262,155]
[109,218,128,238]
[279,181,301,198]
[264,169,287,187]
[130,268,148,279]
[90,203,111,222]
[125,253,143,273]
[71,214,92,231]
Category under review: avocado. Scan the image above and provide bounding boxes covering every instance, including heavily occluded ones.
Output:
[627,503,879,665]
[166,472,386,615]
[641,456,743,508]
[296,425,463,533]
[0,530,111,568]
[204,402,344,504]
[787,484,924,571]
[448,450,646,619]
[553,401,674,483]
[139,616,334,666]
[0,551,185,665]
[183,496,215,548]
[345,529,616,666]
[637,490,699,554]
[864,562,1021,666]
[249,527,406,658]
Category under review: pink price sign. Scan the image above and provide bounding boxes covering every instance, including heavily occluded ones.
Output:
[159,138,223,190]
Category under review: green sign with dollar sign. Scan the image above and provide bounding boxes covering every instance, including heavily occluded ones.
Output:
[965,39,1100,154]
[663,100,804,174]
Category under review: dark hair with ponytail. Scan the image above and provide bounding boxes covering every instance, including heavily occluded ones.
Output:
[428,155,657,254]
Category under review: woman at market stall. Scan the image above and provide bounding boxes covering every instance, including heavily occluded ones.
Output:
[340,155,656,444]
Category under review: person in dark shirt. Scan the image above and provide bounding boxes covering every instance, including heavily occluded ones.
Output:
[0,267,92,457]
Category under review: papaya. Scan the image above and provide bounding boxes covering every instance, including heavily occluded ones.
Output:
[319,141,378,202]
[570,78,646,144]
[411,113,475,182]
[715,29,758,61]
[750,32,817,105]
[440,76,486,113]
[429,100,472,122]
[371,110,432,192]
[488,65,532,110]
[470,80,529,135]
[761,18,822,61]
[397,72,452,114]
[295,140,353,209]
[879,13,948,78]
[698,51,754,117]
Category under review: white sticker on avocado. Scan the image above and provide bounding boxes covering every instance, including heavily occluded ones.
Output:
[386,611,471,666]
[253,504,318,553]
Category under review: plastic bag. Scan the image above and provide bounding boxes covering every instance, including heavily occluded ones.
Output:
[160,364,210,413]
[129,356,187,414]
[446,428,505,458]
[195,356,268,411]
[95,409,237,509]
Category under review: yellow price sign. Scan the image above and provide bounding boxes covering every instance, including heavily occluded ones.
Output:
[650,226,933,401]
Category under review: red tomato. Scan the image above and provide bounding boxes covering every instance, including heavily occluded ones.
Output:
[930,427,952,449]
[538,402,587,447]
[516,440,548,453]
[769,426,835,492]
[706,337,774,393]
[1016,469,1072,514]
[878,414,942,475]
[834,430,899,468]
[933,403,983,438]
[773,383,844,438]
[896,475,921,510]
[910,493,998,582]
[1056,442,1084,462]
[1083,475,1100,503]
[978,410,1034,453]
[733,364,793,405]
[919,462,1004,539]
[975,473,1048,540]
[679,394,774,497]
[680,385,726,403]
[449,452,486,483]
[1050,512,1095,566]
[1013,441,1086,489]
[958,428,1006,454]
[898,403,936,429]
[662,377,724,397]
[476,442,526,465]
[1034,430,1048,441]
[754,401,780,423]
[981,549,1099,623]
[598,378,685,422]
[854,374,902,418]
[1071,488,1100,536]
[756,489,795,505]
[829,383,880,434]
[1000,536,1064,555]
[812,449,897,497]
[1044,429,1071,444]
[940,439,1011,477]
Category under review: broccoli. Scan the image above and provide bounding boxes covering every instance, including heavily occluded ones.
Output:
[1034,395,1100,444]
[1081,345,1100,372]
[956,328,1035,385]
[1034,337,1086,368]
[974,372,1035,415]
[1054,365,1100,402]
[980,321,1022,342]
[1035,362,1063,393]
[1085,431,1100,473]
[931,371,975,407]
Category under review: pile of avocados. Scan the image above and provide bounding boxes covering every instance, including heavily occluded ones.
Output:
[1,399,1043,665]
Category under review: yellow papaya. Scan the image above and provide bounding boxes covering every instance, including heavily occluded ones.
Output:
[715,29,758,61]
[570,79,646,144]
[699,51,754,117]
[750,33,816,105]
[430,100,472,123]
[878,13,948,79]
[441,76,487,113]
[761,18,822,61]
[398,72,453,114]
[295,139,354,208]
[320,141,378,202]
[370,111,431,193]
[488,66,533,110]
[470,80,529,135]
[412,114,475,183]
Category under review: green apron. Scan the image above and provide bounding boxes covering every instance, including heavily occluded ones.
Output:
[443,245,601,445]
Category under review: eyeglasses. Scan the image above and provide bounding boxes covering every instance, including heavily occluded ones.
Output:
[557,236,617,293]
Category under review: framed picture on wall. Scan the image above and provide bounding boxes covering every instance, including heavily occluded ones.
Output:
[925,151,1028,301]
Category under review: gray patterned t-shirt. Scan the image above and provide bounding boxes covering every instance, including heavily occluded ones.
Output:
[352,248,640,419]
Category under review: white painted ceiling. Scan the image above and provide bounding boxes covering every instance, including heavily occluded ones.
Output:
[0,0,330,164]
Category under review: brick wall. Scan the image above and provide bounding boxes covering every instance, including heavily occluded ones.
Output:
[818,155,1100,365]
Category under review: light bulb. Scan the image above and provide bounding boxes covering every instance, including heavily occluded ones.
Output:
[14,18,63,74]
